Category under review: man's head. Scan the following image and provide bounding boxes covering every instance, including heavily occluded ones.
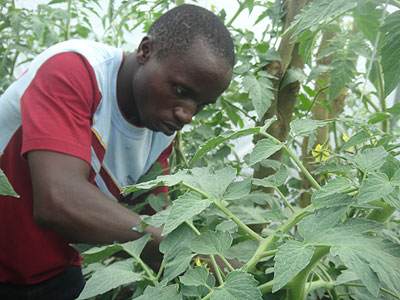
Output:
[122,4,235,136]
[148,4,235,67]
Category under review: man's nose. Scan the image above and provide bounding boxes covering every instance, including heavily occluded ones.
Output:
[174,102,196,125]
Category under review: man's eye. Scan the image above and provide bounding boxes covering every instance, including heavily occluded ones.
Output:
[174,85,186,98]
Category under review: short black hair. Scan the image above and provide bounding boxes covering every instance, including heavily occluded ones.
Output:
[148,4,235,67]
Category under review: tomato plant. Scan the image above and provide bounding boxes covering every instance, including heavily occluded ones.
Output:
[2,0,400,299]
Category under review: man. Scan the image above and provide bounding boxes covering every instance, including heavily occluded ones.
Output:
[0,4,234,299]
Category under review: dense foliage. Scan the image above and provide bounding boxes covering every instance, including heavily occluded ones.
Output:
[1,0,400,299]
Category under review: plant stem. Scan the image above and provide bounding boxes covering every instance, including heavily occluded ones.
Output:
[64,0,72,40]
[376,61,388,132]
[242,206,313,271]
[226,0,245,27]
[274,187,295,213]
[211,256,224,285]
[259,132,321,190]
[260,249,279,259]
[213,200,263,242]
[124,249,157,285]
[258,279,274,293]
[217,254,235,272]
[285,247,330,300]
[340,283,400,299]
[366,200,396,223]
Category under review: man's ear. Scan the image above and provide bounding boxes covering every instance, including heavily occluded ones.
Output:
[136,36,154,64]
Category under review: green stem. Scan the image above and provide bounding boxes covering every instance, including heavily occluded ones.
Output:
[9,50,19,79]
[242,206,312,271]
[285,247,330,300]
[259,131,321,190]
[213,200,263,242]
[274,187,295,213]
[366,200,396,223]
[124,249,157,285]
[64,0,72,40]
[376,61,388,132]
[218,254,235,272]
[260,249,279,259]
[340,283,400,299]
[258,280,274,294]
[226,0,245,27]
[304,85,330,118]
[211,256,224,285]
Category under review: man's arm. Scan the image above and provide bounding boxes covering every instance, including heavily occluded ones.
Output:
[28,150,163,265]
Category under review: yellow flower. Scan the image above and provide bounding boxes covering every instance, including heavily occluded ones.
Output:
[342,132,354,151]
[211,4,215,11]
[195,257,202,267]
[312,144,330,162]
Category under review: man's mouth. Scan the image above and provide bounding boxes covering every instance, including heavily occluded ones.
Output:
[162,121,182,135]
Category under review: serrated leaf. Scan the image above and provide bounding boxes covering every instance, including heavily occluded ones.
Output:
[358,172,395,204]
[0,169,19,197]
[180,267,210,287]
[142,207,170,228]
[285,0,357,37]
[160,224,197,280]
[135,283,182,300]
[351,146,388,173]
[190,128,260,164]
[313,177,353,199]
[331,247,380,296]
[313,162,352,175]
[340,130,370,151]
[163,192,213,235]
[189,231,232,255]
[252,164,289,188]
[223,178,251,201]
[77,259,142,299]
[329,55,356,100]
[224,240,259,263]
[242,74,274,119]
[298,207,348,241]
[121,233,151,258]
[290,119,328,137]
[273,240,315,292]
[387,103,400,115]
[211,271,262,300]
[381,11,400,97]
[353,3,381,43]
[260,116,278,133]
[312,192,356,208]
[383,187,400,210]
[82,244,123,264]
[249,139,283,166]
[280,67,307,90]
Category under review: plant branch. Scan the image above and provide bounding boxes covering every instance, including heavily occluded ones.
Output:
[226,1,246,27]
[274,187,295,213]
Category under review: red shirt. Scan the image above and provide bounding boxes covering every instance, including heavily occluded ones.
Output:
[0,52,170,284]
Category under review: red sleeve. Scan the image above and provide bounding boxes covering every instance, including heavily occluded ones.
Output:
[20,52,101,164]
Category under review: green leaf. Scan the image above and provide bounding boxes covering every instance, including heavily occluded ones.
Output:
[77,259,142,299]
[242,74,274,120]
[82,244,123,264]
[190,128,260,165]
[351,146,388,173]
[223,178,251,201]
[383,187,400,210]
[358,172,395,204]
[135,282,182,300]
[163,192,213,235]
[368,112,391,124]
[312,192,356,209]
[189,231,232,255]
[252,164,289,188]
[387,103,400,115]
[0,169,19,197]
[290,119,328,137]
[211,271,262,300]
[160,224,197,279]
[224,240,259,263]
[142,207,170,228]
[121,233,151,258]
[298,206,348,241]
[353,3,381,43]
[331,247,380,296]
[249,139,283,166]
[273,240,315,292]
[280,67,307,90]
[381,11,400,97]
[328,54,356,100]
[340,130,370,151]
[312,177,353,199]
[180,266,210,287]
[285,0,357,37]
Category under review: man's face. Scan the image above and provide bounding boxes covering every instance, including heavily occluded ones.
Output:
[131,38,233,136]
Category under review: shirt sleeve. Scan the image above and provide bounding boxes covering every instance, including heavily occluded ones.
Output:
[20,52,101,165]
